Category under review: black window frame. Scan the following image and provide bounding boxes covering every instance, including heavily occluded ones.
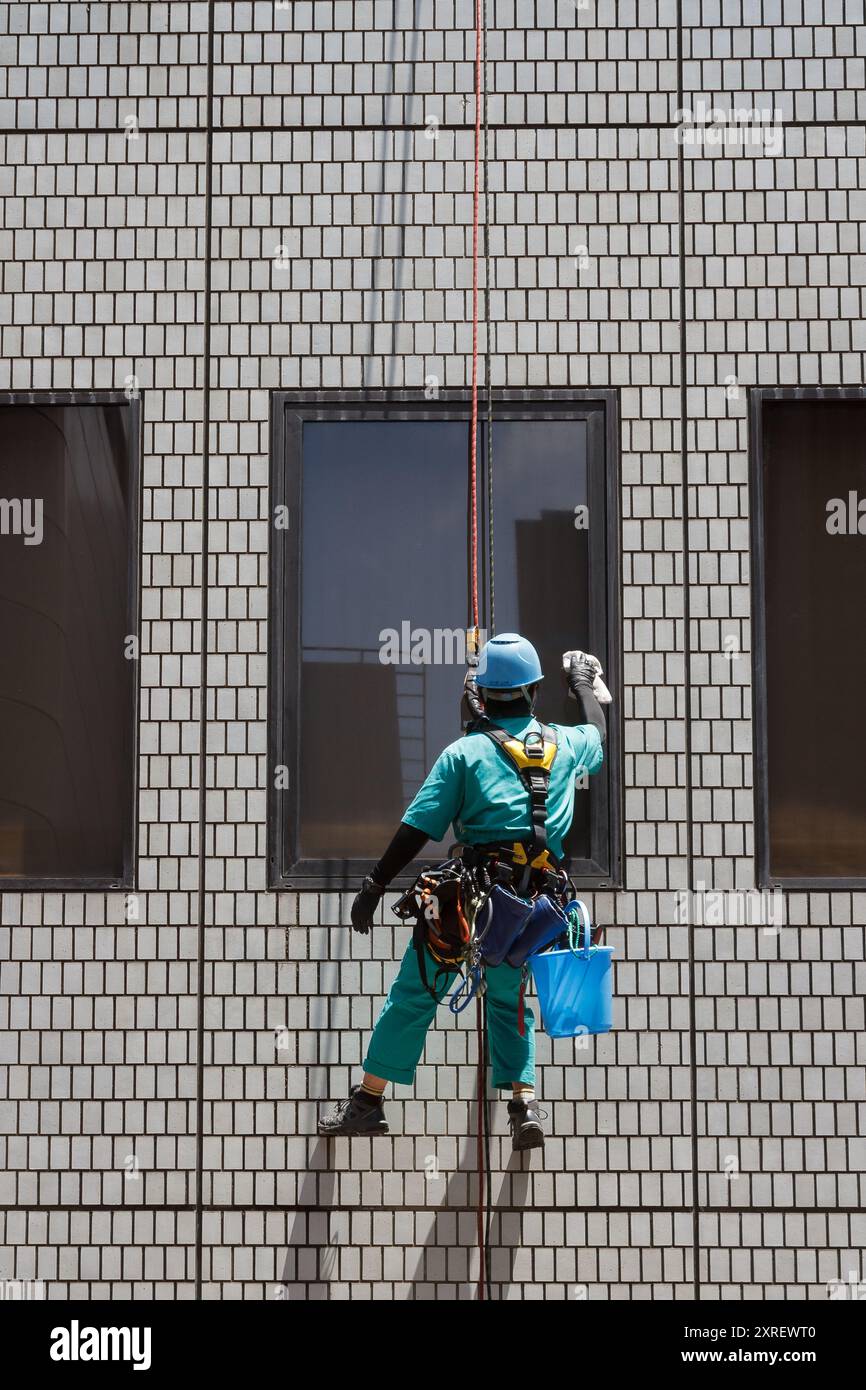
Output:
[268,387,622,893]
[0,389,142,892]
[749,384,866,890]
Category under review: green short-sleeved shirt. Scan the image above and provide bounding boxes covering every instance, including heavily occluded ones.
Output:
[402,716,604,860]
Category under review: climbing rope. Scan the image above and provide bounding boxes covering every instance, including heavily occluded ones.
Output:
[468,0,483,641]
[468,0,494,1304]
[475,992,486,1299]
[469,0,495,646]
[482,0,495,637]
[482,991,494,1293]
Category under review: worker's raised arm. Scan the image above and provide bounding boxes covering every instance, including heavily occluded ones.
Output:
[563,651,607,745]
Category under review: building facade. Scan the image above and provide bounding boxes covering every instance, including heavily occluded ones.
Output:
[0,0,864,1299]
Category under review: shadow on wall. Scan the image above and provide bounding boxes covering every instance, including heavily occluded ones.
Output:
[278,1117,535,1300]
[407,1144,532,1299]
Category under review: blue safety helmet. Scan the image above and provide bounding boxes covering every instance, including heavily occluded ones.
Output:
[475,632,544,691]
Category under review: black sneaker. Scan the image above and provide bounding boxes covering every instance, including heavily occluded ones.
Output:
[317,1086,389,1137]
[507,1097,546,1151]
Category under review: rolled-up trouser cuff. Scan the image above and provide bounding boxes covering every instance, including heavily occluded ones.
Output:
[360,1051,418,1087]
[491,1064,536,1089]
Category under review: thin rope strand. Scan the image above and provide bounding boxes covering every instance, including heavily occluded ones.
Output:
[469,0,482,635]
[482,0,494,636]
[472,0,485,1303]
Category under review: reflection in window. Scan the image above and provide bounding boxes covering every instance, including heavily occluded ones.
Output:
[0,401,138,883]
[272,398,618,885]
[300,421,467,860]
[757,397,866,879]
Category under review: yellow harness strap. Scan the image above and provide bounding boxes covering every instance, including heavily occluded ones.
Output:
[477,721,560,868]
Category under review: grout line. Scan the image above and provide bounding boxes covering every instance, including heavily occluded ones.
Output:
[7,1204,854,1216]
[677,0,701,1305]
[193,0,216,1306]
[3,118,866,137]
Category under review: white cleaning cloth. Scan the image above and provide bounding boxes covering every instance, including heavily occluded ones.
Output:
[562,650,613,705]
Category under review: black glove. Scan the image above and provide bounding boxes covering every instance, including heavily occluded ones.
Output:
[565,653,597,695]
[461,670,486,731]
[350,875,385,935]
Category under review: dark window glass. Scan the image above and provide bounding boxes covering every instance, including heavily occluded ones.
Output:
[0,400,138,885]
[300,421,467,861]
[757,396,866,879]
[270,396,619,889]
[483,418,593,863]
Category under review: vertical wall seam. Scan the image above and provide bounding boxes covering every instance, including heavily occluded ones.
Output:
[194,0,216,1302]
[676,0,700,1302]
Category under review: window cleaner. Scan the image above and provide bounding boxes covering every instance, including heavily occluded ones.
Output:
[317,634,609,1154]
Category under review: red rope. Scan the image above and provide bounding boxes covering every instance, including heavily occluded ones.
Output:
[469,0,482,635]
[471,0,486,1303]
[476,1001,485,1300]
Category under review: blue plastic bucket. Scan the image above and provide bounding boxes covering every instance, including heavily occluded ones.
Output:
[529,902,614,1037]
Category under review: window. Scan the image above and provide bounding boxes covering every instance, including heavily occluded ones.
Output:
[0,393,140,888]
[750,387,866,885]
[269,390,621,890]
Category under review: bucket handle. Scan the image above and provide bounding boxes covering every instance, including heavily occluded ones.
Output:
[565,901,592,960]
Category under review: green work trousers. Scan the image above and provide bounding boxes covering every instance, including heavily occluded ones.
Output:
[363,940,535,1089]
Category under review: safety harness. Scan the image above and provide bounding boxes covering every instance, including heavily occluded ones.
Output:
[394,719,563,1005]
[475,721,559,893]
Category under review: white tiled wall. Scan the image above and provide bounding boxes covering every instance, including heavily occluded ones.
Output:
[0,0,864,1300]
